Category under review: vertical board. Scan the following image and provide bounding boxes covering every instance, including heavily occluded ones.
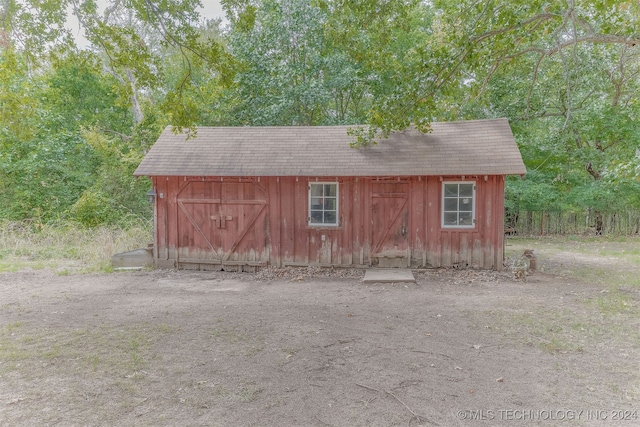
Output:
[338,179,350,265]
[154,177,167,261]
[168,177,184,262]
[425,176,441,267]
[350,177,365,265]
[279,178,295,264]
[482,177,493,268]
[294,178,309,265]
[268,177,282,266]
[409,178,425,267]
[493,176,506,270]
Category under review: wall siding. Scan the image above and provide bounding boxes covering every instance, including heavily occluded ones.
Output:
[152,175,506,271]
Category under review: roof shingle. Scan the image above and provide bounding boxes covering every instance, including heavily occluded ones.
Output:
[134,118,526,177]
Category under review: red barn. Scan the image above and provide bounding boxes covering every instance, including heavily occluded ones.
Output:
[134,118,526,271]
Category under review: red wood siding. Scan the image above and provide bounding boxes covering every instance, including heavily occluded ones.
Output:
[152,175,506,270]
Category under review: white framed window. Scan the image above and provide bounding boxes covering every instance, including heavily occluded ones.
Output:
[442,182,476,228]
[308,182,338,226]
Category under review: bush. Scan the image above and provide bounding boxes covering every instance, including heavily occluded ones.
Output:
[70,190,119,227]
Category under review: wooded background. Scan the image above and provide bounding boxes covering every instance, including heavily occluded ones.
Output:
[1,0,639,234]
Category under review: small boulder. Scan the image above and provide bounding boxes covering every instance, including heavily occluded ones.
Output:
[111,248,153,270]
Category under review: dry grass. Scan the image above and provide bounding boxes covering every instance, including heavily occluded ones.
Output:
[494,235,640,357]
[505,235,640,287]
[0,219,152,273]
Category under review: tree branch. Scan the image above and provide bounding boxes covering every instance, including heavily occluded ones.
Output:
[470,13,557,45]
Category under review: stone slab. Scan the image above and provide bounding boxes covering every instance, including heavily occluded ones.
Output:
[111,248,153,270]
[363,269,415,283]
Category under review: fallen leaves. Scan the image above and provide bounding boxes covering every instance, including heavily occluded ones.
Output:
[255,266,365,281]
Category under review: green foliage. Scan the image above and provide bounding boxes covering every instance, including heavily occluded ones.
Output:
[47,53,132,130]
[219,0,343,125]
[506,172,562,213]
[1,0,640,228]
[426,0,640,213]
[71,190,119,227]
[0,49,154,225]
[0,127,99,221]
[0,49,38,141]
[326,0,434,144]
[217,0,425,130]
[73,0,234,127]
[0,0,75,65]
[69,129,151,227]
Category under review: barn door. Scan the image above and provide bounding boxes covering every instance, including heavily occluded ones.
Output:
[370,181,410,267]
[176,180,267,265]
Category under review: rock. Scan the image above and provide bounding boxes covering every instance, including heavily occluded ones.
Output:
[111,248,153,270]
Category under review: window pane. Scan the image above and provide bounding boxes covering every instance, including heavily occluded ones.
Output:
[459,212,473,225]
[310,184,323,196]
[444,184,459,197]
[310,211,323,223]
[459,184,473,197]
[444,212,458,225]
[324,184,337,197]
[444,198,458,211]
[324,211,337,224]
[324,198,336,210]
[459,197,473,211]
[311,197,323,209]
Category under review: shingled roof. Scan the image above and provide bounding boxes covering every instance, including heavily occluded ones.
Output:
[134,118,526,177]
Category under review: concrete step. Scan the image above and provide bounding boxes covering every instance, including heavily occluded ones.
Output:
[363,269,415,283]
[111,248,153,270]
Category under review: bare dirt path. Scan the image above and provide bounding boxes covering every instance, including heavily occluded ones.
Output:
[1,261,639,426]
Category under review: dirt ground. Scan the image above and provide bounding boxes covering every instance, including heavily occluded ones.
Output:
[1,242,639,426]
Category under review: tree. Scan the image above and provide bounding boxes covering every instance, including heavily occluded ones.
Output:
[217,0,424,128]
[404,0,640,216]
[70,0,234,128]
[322,0,433,142]
[3,0,640,226]
[218,0,348,125]
[0,0,75,67]
[0,48,38,141]
[1,1,234,224]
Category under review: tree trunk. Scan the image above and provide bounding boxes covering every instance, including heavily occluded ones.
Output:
[126,69,144,124]
[594,211,603,235]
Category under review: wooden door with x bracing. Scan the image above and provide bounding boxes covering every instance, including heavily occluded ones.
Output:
[369,180,410,267]
[176,180,268,265]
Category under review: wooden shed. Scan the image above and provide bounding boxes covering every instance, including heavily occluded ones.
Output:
[134,118,526,271]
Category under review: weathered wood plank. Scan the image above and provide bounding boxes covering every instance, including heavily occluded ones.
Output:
[153,174,507,270]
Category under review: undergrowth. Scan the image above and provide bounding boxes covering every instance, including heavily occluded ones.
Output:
[0,219,152,273]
